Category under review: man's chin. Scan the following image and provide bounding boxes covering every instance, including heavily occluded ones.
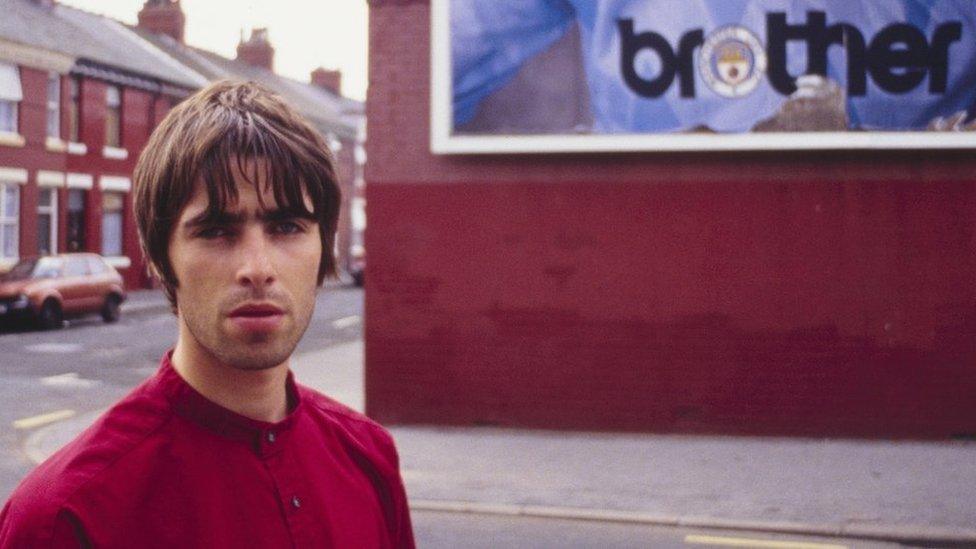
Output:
[216,330,297,370]
[218,346,293,371]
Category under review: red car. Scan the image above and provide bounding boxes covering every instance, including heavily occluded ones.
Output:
[0,254,126,329]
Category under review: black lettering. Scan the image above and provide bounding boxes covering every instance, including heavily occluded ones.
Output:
[868,24,929,94]
[767,12,812,95]
[676,30,704,98]
[826,23,868,96]
[929,22,962,93]
[618,18,677,98]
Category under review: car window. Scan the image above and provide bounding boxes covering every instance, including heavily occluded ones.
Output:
[86,256,108,275]
[33,257,62,279]
[63,257,90,277]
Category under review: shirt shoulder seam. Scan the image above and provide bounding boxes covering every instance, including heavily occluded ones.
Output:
[58,406,178,511]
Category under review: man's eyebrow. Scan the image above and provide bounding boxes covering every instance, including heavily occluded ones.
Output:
[182,208,316,230]
[182,211,245,230]
[257,208,318,222]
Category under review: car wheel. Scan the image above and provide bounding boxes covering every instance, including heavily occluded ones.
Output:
[101,294,121,323]
[38,300,63,330]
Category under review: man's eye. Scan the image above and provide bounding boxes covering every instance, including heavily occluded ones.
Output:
[273,221,304,235]
[198,226,231,239]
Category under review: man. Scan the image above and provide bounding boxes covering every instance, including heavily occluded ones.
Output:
[0,81,415,548]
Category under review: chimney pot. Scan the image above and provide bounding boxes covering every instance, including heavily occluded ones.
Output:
[137,0,185,43]
[236,28,275,72]
[311,68,342,95]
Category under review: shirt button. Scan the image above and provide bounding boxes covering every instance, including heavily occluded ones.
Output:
[266,432,276,443]
[291,496,301,509]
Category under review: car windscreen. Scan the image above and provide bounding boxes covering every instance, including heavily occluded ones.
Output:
[0,258,61,281]
[0,259,38,281]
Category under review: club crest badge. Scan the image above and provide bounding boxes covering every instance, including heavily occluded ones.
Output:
[699,26,767,98]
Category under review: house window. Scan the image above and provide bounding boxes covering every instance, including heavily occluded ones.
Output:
[105,85,121,148]
[0,183,19,260]
[37,188,57,255]
[0,63,22,134]
[46,73,60,139]
[67,189,86,252]
[101,191,123,256]
[68,77,80,142]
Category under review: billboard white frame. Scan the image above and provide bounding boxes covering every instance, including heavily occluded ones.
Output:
[429,0,976,155]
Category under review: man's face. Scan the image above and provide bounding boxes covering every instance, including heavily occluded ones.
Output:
[168,160,322,370]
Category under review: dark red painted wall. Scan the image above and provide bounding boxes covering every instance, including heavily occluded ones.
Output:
[365,0,976,438]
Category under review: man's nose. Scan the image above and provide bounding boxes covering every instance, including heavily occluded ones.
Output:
[236,226,276,288]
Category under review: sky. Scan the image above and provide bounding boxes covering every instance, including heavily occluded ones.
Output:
[58,0,369,100]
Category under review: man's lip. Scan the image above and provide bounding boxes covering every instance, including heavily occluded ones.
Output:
[228,303,285,317]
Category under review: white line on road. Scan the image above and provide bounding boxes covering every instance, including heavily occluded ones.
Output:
[332,315,361,329]
[40,372,99,389]
[24,343,83,354]
[684,535,847,549]
[13,409,76,430]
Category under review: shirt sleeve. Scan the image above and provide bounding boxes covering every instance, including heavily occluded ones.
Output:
[0,501,87,549]
[50,510,90,549]
[451,0,576,127]
[369,428,415,549]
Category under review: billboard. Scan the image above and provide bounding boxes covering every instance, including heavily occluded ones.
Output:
[430,0,976,153]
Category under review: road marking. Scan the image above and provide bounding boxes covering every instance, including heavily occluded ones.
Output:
[684,535,847,549]
[13,409,76,430]
[41,373,99,389]
[24,343,83,354]
[332,315,361,329]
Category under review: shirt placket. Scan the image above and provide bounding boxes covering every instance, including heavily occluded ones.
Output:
[260,429,326,548]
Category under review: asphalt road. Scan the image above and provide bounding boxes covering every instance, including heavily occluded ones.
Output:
[0,289,925,547]
[0,285,365,500]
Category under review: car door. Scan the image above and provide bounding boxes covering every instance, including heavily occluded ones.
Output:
[58,256,92,314]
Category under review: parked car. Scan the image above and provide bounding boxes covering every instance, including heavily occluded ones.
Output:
[349,244,365,287]
[0,254,126,329]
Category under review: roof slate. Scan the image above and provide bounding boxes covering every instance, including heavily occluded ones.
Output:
[0,0,206,88]
[130,28,362,140]
[0,0,360,139]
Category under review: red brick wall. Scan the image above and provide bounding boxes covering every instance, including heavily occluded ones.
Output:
[64,80,163,288]
[365,0,976,438]
[0,67,66,259]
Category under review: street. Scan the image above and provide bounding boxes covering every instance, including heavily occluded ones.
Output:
[0,286,365,500]
[0,289,938,548]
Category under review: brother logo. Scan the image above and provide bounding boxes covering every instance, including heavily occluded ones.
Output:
[618,10,962,99]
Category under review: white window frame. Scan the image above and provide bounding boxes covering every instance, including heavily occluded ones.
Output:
[37,187,57,256]
[68,77,80,144]
[0,181,20,262]
[100,190,124,258]
[104,85,121,149]
[0,62,22,137]
[46,72,60,140]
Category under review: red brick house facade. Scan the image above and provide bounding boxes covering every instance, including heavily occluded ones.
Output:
[364,0,976,438]
[0,0,364,288]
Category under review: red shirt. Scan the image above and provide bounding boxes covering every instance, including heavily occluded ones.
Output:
[0,353,415,548]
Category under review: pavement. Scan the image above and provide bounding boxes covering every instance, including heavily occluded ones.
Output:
[24,298,976,546]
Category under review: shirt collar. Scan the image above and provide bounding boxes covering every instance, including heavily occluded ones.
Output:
[157,350,303,458]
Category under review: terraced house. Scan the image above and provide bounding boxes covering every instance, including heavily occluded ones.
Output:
[0,0,364,288]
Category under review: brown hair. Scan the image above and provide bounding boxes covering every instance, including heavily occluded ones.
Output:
[133,80,341,308]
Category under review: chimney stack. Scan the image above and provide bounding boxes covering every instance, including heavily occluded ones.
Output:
[137,0,185,43]
[236,28,275,72]
[311,68,342,95]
